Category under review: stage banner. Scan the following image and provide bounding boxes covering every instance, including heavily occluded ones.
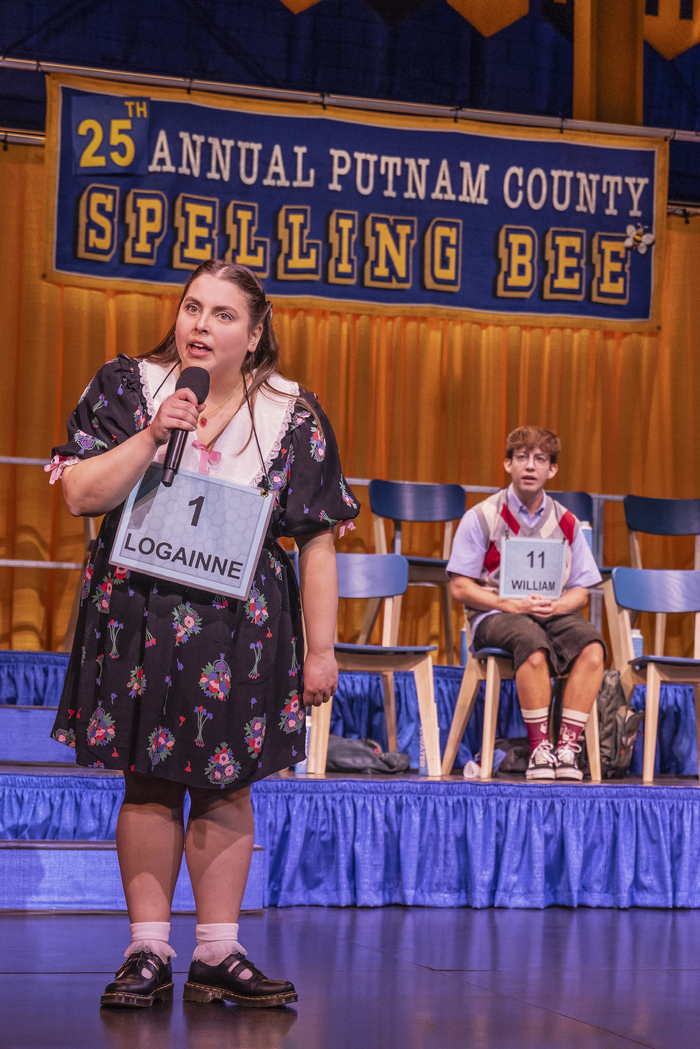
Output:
[45,74,668,329]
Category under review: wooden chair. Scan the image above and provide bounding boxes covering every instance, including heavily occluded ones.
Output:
[363,480,466,665]
[604,567,700,785]
[623,495,700,656]
[441,618,602,782]
[306,553,441,777]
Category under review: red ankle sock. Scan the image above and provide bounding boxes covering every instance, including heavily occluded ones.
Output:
[558,707,589,748]
[521,707,550,752]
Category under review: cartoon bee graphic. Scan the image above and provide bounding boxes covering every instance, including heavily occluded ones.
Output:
[624,225,655,255]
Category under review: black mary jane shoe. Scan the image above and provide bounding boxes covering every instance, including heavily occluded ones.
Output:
[184,952,297,1008]
[100,950,174,1008]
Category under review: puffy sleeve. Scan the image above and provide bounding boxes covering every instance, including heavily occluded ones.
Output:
[47,354,149,482]
[274,394,361,538]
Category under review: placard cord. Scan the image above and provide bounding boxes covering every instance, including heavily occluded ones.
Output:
[242,373,272,494]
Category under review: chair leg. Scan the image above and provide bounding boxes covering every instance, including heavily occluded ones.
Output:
[480,657,501,781]
[381,672,398,753]
[585,698,602,783]
[653,612,667,656]
[441,661,482,776]
[413,655,441,777]
[441,583,454,666]
[358,597,382,646]
[306,698,333,776]
[642,663,661,786]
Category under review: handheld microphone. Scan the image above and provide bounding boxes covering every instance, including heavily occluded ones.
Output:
[161,366,210,487]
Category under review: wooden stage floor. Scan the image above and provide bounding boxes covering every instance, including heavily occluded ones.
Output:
[1,904,698,1049]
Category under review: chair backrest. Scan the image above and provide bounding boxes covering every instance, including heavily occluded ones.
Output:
[548,490,593,524]
[623,495,700,536]
[611,567,700,614]
[368,479,466,523]
[336,553,408,600]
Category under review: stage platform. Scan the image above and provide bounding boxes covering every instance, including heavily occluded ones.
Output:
[2,764,700,911]
[2,651,700,913]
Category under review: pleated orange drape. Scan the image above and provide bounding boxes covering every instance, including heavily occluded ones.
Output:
[2,145,700,658]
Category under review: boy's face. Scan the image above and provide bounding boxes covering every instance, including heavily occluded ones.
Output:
[504,445,558,499]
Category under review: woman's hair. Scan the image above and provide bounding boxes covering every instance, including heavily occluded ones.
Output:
[140,259,320,442]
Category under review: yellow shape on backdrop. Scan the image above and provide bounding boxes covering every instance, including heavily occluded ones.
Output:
[645,0,700,60]
[277,0,324,12]
[446,0,529,37]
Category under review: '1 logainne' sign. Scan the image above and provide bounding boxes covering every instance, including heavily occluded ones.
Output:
[45,75,668,328]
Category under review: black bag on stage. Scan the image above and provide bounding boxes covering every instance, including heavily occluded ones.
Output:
[595,669,644,779]
[325,735,410,774]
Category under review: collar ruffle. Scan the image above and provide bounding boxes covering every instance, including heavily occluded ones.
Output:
[138,359,299,486]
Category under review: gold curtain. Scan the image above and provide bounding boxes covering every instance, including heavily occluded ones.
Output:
[2,146,700,658]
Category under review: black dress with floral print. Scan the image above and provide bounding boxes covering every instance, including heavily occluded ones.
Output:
[50,355,360,791]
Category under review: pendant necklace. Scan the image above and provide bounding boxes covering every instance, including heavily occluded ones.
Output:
[198,378,243,429]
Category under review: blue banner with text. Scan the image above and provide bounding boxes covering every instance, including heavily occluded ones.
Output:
[47,77,667,327]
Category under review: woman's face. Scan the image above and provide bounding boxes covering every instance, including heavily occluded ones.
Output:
[175,273,262,389]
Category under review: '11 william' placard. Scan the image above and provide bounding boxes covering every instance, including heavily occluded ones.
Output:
[498,537,567,601]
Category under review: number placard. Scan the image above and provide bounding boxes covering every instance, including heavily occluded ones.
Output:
[498,537,567,601]
[110,464,275,600]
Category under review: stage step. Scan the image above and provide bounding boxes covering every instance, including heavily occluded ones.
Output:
[0,706,72,763]
[0,840,264,911]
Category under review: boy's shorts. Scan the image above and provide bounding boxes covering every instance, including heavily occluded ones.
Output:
[472,612,606,676]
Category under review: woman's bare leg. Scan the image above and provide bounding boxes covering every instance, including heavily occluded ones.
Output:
[185,786,254,922]
[116,769,187,922]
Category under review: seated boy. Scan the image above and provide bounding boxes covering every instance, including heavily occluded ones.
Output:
[447,426,605,780]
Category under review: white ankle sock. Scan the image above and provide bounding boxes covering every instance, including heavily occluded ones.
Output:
[192,922,249,971]
[125,920,177,964]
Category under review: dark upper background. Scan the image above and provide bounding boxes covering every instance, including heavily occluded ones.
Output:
[1,0,699,202]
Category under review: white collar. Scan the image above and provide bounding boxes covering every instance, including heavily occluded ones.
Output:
[138,358,299,486]
[507,484,547,520]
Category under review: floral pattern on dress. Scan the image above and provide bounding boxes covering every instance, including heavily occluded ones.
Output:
[279,689,305,734]
[81,563,94,602]
[205,743,241,787]
[148,725,175,766]
[133,405,147,431]
[87,706,116,747]
[108,619,123,658]
[310,421,326,462]
[248,641,263,679]
[73,430,108,454]
[340,477,358,509]
[52,727,76,748]
[199,655,231,701]
[172,603,202,645]
[244,715,266,757]
[127,664,146,697]
[289,637,299,677]
[212,594,228,610]
[92,574,114,614]
[245,585,268,626]
[269,447,294,493]
[268,551,283,579]
[194,705,213,746]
